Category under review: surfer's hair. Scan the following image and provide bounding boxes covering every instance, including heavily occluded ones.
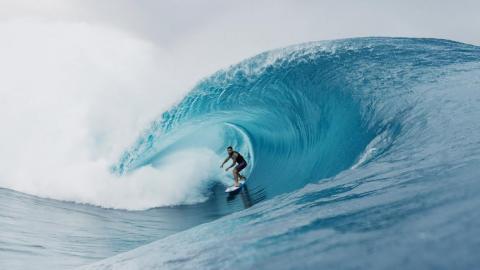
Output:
[227,146,233,150]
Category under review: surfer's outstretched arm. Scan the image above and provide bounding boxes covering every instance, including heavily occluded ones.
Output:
[220,156,230,168]
[225,163,235,171]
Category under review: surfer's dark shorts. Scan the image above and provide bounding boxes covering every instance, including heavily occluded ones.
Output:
[235,161,247,172]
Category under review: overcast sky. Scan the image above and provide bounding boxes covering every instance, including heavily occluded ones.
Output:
[1,0,479,77]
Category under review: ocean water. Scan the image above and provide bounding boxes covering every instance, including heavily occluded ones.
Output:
[2,37,480,269]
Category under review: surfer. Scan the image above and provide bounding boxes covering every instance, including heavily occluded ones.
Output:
[220,146,247,187]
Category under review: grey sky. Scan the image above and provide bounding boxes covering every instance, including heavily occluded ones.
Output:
[1,0,479,93]
[2,1,479,52]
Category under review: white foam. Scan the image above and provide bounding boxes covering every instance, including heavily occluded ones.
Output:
[0,20,222,210]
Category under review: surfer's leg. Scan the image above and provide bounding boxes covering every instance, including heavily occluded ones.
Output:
[233,168,239,186]
[237,162,247,180]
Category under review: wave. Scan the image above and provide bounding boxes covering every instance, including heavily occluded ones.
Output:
[2,35,479,211]
[83,37,480,269]
[116,37,479,203]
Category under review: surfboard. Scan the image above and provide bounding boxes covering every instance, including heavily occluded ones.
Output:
[225,180,246,193]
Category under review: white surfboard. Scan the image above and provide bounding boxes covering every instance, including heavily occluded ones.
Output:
[225,180,246,193]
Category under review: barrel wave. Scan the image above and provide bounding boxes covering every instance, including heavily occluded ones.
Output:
[115,37,479,201]
[81,37,480,269]
[114,38,388,198]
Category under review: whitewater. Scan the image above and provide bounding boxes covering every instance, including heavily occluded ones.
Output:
[1,37,480,269]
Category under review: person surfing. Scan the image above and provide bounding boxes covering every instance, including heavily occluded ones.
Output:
[220,146,247,187]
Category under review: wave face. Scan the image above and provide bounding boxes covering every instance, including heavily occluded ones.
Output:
[115,38,384,198]
[84,37,480,269]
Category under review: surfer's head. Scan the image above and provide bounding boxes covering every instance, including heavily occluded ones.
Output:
[227,146,233,155]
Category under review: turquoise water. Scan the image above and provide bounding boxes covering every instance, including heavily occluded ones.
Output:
[2,37,480,269]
